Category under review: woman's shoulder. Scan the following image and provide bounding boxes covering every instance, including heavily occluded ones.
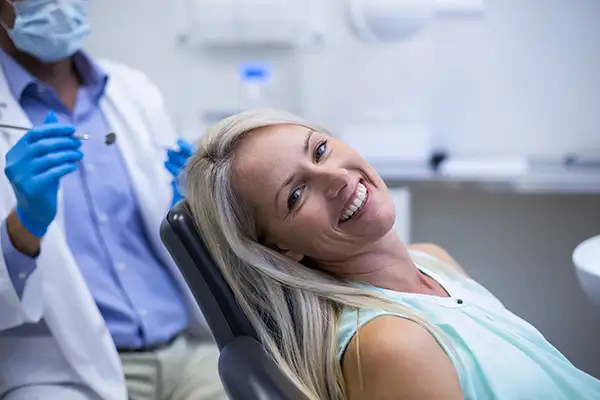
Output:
[340,315,440,365]
[342,315,445,366]
[337,302,390,361]
[341,316,463,399]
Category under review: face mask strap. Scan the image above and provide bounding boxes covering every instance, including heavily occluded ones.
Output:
[0,0,33,35]
[0,0,14,33]
[0,19,9,35]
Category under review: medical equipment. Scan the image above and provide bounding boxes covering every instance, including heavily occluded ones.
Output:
[0,123,117,145]
[239,62,271,110]
[173,0,325,50]
[347,0,485,42]
[173,0,483,49]
[573,234,600,309]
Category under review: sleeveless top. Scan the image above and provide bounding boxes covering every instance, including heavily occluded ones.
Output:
[337,250,600,400]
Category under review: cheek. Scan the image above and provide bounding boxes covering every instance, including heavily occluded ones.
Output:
[365,191,396,232]
[301,196,334,227]
[273,201,331,245]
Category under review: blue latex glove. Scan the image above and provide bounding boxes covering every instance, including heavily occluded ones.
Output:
[165,138,193,206]
[4,110,82,237]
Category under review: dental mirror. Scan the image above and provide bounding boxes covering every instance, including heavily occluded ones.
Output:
[0,123,117,146]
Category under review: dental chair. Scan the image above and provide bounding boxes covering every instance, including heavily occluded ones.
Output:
[160,201,308,400]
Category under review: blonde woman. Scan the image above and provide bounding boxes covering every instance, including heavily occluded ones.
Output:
[182,109,600,400]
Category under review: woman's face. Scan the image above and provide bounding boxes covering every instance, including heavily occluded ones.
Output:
[232,124,397,264]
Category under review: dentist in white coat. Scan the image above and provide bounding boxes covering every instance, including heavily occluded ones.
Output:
[0,1,226,399]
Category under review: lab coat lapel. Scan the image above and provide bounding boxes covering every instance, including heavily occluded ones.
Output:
[0,66,31,152]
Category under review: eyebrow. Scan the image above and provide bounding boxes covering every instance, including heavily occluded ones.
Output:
[274,129,315,209]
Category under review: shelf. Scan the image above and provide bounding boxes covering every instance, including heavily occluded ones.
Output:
[369,159,600,195]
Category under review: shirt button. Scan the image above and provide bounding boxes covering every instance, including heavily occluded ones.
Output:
[98,213,108,223]
[115,263,126,272]
[140,309,148,318]
[18,272,27,280]
[86,163,96,172]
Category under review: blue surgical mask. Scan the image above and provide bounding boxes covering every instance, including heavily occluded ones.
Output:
[1,0,91,62]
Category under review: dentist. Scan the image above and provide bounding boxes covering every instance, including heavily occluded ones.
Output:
[0,1,225,399]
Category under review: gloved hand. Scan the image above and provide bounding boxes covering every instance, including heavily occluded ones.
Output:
[4,110,82,237]
[165,138,193,206]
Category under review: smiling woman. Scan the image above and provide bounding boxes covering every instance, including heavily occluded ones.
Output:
[183,109,600,400]
[229,122,397,264]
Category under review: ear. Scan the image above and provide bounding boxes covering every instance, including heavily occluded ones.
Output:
[283,250,304,263]
[273,244,304,262]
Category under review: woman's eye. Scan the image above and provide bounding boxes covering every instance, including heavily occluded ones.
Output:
[287,187,303,210]
[314,141,327,162]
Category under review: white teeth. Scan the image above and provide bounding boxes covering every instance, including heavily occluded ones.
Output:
[340,182,368,222]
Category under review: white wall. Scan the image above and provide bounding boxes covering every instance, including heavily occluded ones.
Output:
[85,0,600,377]
[86,0,600,156]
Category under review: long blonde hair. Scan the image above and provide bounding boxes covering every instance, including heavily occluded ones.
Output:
[183,109,457,399]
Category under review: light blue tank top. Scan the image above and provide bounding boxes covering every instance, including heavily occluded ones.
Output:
[337,250,600,400]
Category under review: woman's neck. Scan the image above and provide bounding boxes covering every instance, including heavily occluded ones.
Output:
[323,231,428,293]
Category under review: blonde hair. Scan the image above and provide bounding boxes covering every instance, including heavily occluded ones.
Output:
[183,109,458,399]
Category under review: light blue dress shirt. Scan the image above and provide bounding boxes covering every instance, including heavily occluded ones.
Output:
[0,50,188,349]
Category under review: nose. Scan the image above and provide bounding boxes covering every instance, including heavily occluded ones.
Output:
[313,167,350,199]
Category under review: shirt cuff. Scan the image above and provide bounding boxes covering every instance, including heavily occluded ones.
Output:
[1,219,37,299]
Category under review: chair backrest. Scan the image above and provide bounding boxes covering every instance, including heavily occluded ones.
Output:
[160,201,309,400]
[160,200,255,349]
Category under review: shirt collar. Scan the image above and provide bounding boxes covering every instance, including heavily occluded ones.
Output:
[72,50,109,101]
[0,50,109,102]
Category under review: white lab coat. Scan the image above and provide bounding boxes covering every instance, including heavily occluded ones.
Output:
[0,59,209,399]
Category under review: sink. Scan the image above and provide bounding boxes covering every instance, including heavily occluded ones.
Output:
[573,234,600,309]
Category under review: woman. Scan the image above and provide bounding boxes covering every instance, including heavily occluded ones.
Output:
[182,109,600,400]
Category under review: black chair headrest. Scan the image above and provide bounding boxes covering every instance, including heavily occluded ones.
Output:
[160,200,255,349]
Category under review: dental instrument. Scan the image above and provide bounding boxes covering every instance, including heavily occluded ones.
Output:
[0,123,117,145]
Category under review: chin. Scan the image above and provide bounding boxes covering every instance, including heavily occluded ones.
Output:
[349,199,396,242]
[364,209,396,241]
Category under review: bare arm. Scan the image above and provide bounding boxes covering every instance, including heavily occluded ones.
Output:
[408,243,469,277]
[5,209,41,257]
[342,316,463,400]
